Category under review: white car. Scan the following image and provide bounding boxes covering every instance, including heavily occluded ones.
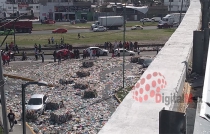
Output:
[85,47,109,56]
[114,48,135,56]
[93,26,107,32]
[26,94,48,115]
[131,25,143,30]
[140,18,152,22]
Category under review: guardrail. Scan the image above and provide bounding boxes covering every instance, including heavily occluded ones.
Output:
[14,44,164,51]
[98,0,201,133]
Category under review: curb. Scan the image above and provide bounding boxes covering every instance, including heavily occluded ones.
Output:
[3,74,54,87]
[114,94,122,103]
[26,123,36,134]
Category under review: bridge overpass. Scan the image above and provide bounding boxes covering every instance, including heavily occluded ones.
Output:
[98,0,210,133]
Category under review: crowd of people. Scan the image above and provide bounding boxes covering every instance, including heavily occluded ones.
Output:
[103,41,139,52]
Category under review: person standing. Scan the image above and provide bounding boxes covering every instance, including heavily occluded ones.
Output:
[35,51,38,61]
[53,50,57,62]
[78,33,80,39]
[38,44,42,53]
[5,43,8,52]
[15,44,19,54]
[7,110,15,131]
[137,48,140,55]
[41,52,44,63]
[58,52,61,64]
[156,46,159,54]
[90,49,93,60]
[51,37,54,44]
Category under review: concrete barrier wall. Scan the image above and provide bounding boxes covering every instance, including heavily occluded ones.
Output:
[98,0,201,134]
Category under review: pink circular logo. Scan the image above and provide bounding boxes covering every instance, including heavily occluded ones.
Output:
[132,72,167,103]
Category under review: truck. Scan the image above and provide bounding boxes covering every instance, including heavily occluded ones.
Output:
[157,13,185,29]
[91,16,124,30]
[0,21,33,33]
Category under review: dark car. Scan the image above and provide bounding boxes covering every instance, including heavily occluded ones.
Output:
[157,23,172,29]
[80,19,87,23]
[138,58,153,68]
[56,49,74,59]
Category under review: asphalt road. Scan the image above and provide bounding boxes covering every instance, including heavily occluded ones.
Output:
[15,26,157,36]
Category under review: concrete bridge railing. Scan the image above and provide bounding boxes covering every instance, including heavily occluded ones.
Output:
[98,0,201,133]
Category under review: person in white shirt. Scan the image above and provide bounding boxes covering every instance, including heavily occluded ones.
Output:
[137,48,140,55]
[90,49,93,59]
[114,41,118,49]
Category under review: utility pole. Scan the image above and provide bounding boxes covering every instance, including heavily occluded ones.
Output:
[13,0,16,47]
[169,0,172,14]
[0,51,9,133]
[106,12,107,28]
[67,0,69,21]
[122,3,126,88]
[179,0,184,24]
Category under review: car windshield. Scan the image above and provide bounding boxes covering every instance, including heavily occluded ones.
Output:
[28,98,42,105]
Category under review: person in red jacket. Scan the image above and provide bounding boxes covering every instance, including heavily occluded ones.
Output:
[2,53,6,65]
[6,53,10,65]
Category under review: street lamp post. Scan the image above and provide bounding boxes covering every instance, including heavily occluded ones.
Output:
[122,3,126,88]
[169,0,172,14]
[22,81,48,134]
[179,0,184,24]
[13,0,16,48]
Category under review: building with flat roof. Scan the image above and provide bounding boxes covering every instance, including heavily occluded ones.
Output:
[39,0,93,21]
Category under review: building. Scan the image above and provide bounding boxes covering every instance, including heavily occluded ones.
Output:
[146,5,168,18]
[4,0,40,20]
[164,0,190,12]
[97,3,148,21]
[39,0,93,21]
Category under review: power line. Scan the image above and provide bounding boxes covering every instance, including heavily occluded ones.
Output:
[0,13,28,29]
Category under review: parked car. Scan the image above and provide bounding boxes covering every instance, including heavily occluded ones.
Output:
[85,47,109,56]
[93,26,107,32]
[52,28,67,33]
[70,19,87,24]
[157,23,173,29]
[42,19,55,24]
[26,94,48,115]
[80,19,87,23]
[140,18,152,22]
[56,49,74,59]
[151,17,161,22]
[131,25,143,30]
[140,58,153,68]
[114,48,135,56]
[0,29,14,35]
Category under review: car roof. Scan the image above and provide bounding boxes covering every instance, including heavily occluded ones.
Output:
[88,47,99,49]
[115,48,127,50]
[30,94,44,98]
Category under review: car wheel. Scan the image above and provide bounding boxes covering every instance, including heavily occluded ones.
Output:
[103,52,107,56]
